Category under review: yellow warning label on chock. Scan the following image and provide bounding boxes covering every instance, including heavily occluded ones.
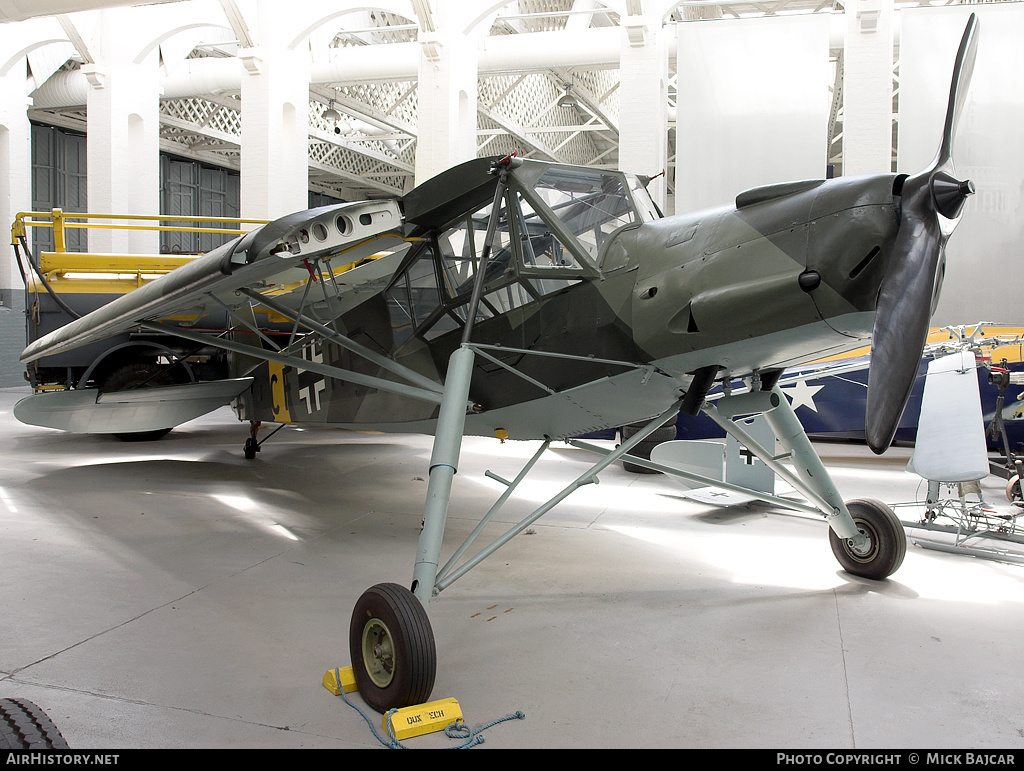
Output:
[322,666,358,695]
[384,697,463,740]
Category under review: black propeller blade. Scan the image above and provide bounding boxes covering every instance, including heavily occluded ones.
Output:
[864,13,978,455]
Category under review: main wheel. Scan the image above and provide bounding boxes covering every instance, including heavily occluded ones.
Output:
[0,699,70,750]
[828,499,907,580]
[621,423,677,474]
[101,363,177,442]
[349,583,436,713]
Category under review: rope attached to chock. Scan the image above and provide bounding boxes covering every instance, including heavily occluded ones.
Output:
[333,669,525,749]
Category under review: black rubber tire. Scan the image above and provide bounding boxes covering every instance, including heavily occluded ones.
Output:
[0,699,70,750]
[349,583,436,713]
[621,423,677,474]
[101,363,176,442]
[828,499,907,580]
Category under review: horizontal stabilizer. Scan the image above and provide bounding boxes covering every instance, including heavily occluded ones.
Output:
[649,440,724,490]
[650,417,797,508]
[649,440,759,504]
[681,487,765,506]
[14,377,253,434]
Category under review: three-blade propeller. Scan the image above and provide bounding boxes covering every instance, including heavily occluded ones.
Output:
[864,13,979,454]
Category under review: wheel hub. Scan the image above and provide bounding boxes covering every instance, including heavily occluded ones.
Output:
[846,521,880,562]
[361,618,396,688]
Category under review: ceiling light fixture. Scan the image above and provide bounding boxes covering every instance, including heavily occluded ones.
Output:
[557,87,577,109]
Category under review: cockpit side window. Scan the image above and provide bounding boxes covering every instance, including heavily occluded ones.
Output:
[514,192,583,272]
[385,240,445,348]
[436,204,514,303]
[530,168,637,268]
[387,176,608,345]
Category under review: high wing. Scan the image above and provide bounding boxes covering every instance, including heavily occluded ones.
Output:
[17,198,463,433]
[21,199,408,365]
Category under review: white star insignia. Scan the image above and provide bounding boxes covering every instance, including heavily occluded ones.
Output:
[781,381,824,412]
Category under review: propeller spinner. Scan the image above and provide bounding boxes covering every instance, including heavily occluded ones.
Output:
[864,13,978,454]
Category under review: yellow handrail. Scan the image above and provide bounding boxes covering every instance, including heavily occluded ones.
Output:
[38,253,196,274]
[12,209,270,252]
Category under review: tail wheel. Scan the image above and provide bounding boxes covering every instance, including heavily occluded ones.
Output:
[349,583,436,713]
[0,699,70,750]
[829,499,907,580]
[1005,474,1021,503]
[101,362,177,442]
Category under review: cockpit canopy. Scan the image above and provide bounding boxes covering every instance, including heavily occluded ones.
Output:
[388,158,660,346]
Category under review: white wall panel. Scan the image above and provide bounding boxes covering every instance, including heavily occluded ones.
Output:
[675,15,831,213]
[899,5,1024,325]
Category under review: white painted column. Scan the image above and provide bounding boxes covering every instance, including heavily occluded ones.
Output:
[0,76,31,386]
[414,0,480,186]
[842,0,895,175]
[0,58,32,306]
[0,17,71,385]
[618,15,669,211]
[239,1,310,219]
[85,8,161,254]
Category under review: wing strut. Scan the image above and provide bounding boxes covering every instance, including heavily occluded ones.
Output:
[236,287,444,395]
[139,321,453,407]
[461,154,515,345]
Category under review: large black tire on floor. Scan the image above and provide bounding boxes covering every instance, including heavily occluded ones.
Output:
[621,422,678,474]
[828,499,907,580]
[349,583,436,714]
[101,363,177,442]
[0,699,70,750]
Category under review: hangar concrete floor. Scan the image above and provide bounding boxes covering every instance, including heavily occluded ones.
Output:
[1,384,1023,750]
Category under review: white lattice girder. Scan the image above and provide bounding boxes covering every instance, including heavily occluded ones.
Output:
[159,136,240,169]
[160,112,239,147]
[327,84,419,136]
[308,96,416,168]
[552,66,620,133]
[308,142,410,196]
[26,107,87,135]
[161,98,240,137]
[308,124,414,173]
[478,71,607,166]
[476,104,564,162]
[157,95,414,195]
[308,161,406,197]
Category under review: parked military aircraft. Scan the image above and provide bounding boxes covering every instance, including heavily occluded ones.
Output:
[16,16,978,713]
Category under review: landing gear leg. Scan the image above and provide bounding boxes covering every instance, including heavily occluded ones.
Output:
[760,387,905,579]
[349,346,474,712]
[351,158,515,711]
[705,386,906,580]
